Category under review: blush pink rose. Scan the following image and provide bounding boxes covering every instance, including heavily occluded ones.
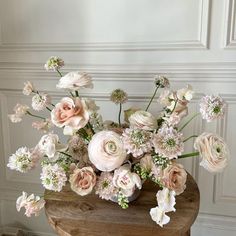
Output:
[51,97,89,133]
[69,166,97,196]
[161,163,187,195]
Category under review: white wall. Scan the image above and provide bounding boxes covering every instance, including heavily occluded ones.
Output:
[0,0,236,235]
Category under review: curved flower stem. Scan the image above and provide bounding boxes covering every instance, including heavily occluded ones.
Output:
[87,122,95,135]
[75,91,79,97]
[179,113,200,132]
[183,135,198,143]
[59,151,72,158]
[56,69,62,77]
[118,103,122,126]
[145,85,160,111]
[170,98,178,115]
[26,111,45,120]
[178,151,199,159]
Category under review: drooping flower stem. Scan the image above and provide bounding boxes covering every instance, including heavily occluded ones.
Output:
[178,151,199,159]
[56,69,62,77]
[59,151,72,158]
[183,135,198,143]
[179,113,200,132]
[118,103,122,126]
[75,91,79,97]
[145,85,160,111]
[26,111,45,120]
[170,98,178,114]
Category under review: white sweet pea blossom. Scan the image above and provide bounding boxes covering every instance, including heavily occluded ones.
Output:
[37,133,67,160]
[16,192,45,217]
[177,85,194,101]
[156,188,176,212]
[149,206,170,227]
[8,104,30,123]
[57,71,93,90]
[23,81,34,95]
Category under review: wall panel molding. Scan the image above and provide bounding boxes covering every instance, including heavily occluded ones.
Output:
[223,0,236,48]
[0,0,210,51]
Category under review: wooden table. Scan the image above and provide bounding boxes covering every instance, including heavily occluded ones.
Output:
[45,174,200,236]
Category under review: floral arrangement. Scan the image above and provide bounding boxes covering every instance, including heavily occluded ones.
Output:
[7,56,229,227]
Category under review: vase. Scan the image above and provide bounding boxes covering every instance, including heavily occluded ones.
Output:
[110,187,141,203]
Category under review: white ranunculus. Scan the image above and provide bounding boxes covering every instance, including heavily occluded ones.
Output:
[57,71,93,90]
[88,131,126,171]
[38,133,66,160]
[129,110,157,131]
[156,188,176,212]
[113,164,142,197]
[149,206,170,227]
[194,133,229,173]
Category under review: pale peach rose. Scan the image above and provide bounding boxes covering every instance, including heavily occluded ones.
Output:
[69,167,96,196]
[51,97,89,134]
[194,133,229,172]
[57,71,93,90]
[88,131,127,171]
[161,163,187,195]
[129,110,157,131]
[113,164,142,197]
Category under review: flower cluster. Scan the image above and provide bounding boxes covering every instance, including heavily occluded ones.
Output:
[7,57,229,228]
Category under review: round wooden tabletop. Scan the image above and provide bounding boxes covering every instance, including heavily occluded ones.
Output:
[45,174,200,236]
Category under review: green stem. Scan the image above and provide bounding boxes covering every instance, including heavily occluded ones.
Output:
[26,111,45,120]
[75,91,79,97]
[183,135,198,143]
[70,92,75,97]
[170,98,178,114]
[56,69,62,77]
[118,103,122,126]
[87,122,95,135]
[46,107,52,112]
[59,151,72,158]
[178,151,199,159]
[145,85,160,111]
[179,113,200,132]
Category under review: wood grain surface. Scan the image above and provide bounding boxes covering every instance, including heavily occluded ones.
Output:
[45,174,199,236]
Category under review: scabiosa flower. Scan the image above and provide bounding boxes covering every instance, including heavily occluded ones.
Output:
[32,93,51,111]
[40,163,67,192]
[95,172,118,200]
[200,95,226,122]
[44,56,64,71]
[7,147,38,173]
[122,128,153,158]
[152,126,184,159]
[23,81,35,95]
[154,75,170,88]
[110,89,128,104]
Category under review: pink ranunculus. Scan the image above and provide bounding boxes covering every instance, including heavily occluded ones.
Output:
[51,97,89,134]
[194,133,229,172]
[113,164,142,197]
[69,167,96,196]
[129,110,157,131]
[161,162,187,195]
[88,131,127,171]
